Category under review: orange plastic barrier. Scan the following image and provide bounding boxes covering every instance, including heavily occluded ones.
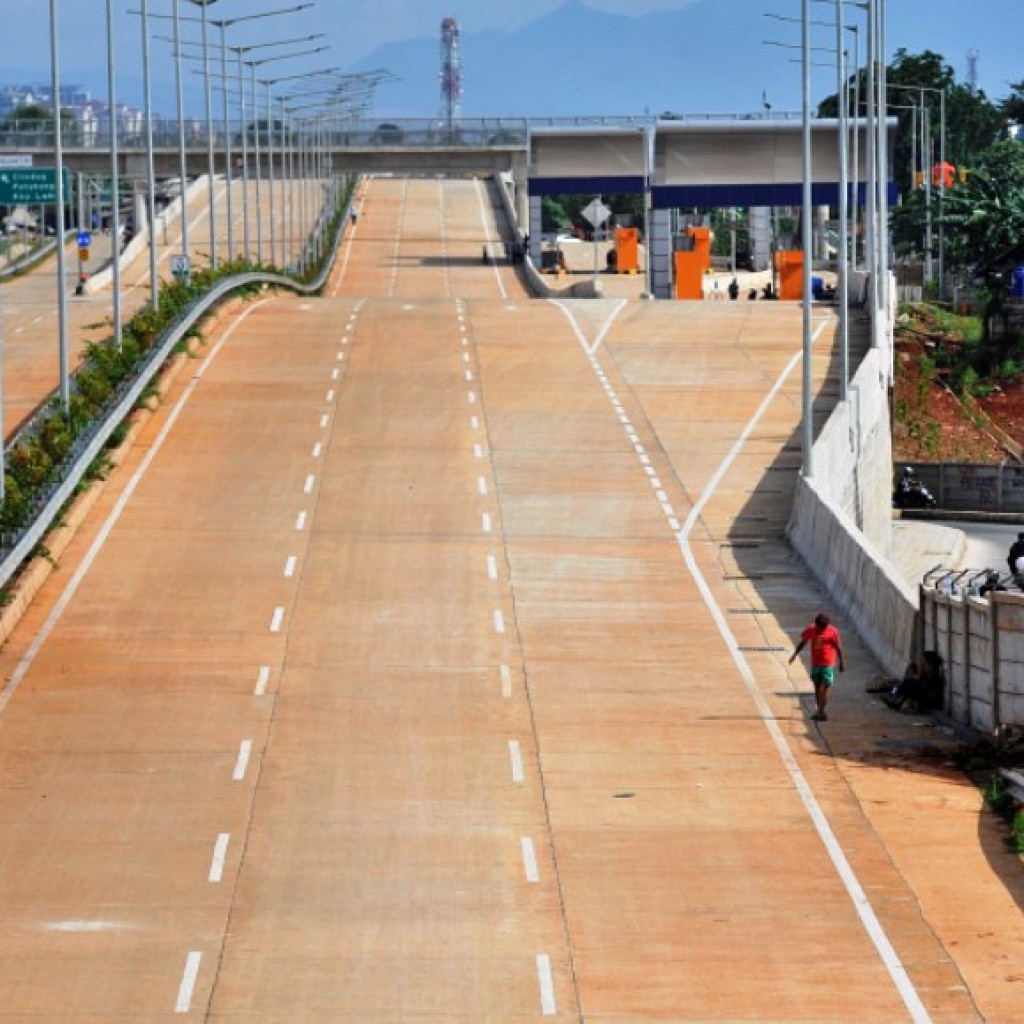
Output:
[615,227,639,274]
[774,250,804,301]
[674,251,705,301]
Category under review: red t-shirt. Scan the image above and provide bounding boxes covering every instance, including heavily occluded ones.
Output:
[801,624,841,667]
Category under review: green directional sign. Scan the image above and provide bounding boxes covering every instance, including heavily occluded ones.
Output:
[0,167,70,205]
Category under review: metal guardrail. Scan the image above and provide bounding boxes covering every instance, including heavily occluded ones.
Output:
[999,768,1024,805]
[0,231,75,281]
[0,181,353,594]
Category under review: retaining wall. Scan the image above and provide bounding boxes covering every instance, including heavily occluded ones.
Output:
[787,345,918,677]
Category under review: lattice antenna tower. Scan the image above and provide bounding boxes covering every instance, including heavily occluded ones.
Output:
[967,49,980,92]
[440,17,463,129]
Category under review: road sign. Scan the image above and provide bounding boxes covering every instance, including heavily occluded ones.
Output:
[0,155,32,169]
[0,167,70,205]
[582,198,612,229]
[78,247,90,262]
[171,254,191,278]
[77,231,92,248]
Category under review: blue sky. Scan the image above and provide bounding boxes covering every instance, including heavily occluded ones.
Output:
[0,0,1018,118]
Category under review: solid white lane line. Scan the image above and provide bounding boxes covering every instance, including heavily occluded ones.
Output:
[482,512,492,534]
[284,556,297,578]
[295,511,307,531]
[474,177,509,300]
[536,954,557,1015]
[477,476,488,496]
[494,609,506,634]
[270,607,285,633]
[312,442,323,459]
[233,740,252,781]
[208,834,230,883]
[500,663,513,699]
[673,324,932,1024]
[487,555,498,580]
[508,740,524,782]
[175,951,202,1013]
[304,473,316,494]
[0,299,273,717]
[255,665,271,696]
[521,837,540,883]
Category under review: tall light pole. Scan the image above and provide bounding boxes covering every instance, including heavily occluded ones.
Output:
[140,0,159,310]
[834,0,850,401]
[105,0,123,350]
[171,0,189,275]
[48,0,69,410]
[186,0,220,269]
[801,0,814,477]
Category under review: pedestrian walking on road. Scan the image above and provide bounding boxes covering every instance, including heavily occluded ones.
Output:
[789,611,845,722]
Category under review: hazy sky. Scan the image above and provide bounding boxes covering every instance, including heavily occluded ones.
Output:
[0,0,1016,116]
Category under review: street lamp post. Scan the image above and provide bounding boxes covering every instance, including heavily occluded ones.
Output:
[48,0,70,411]
[187,0,220,269]
[801,0,814,477]
[171,0,190,275]
[105,0,123,350]
[140,0,159,310]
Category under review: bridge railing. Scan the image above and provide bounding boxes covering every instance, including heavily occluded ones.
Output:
[0,113,805,152]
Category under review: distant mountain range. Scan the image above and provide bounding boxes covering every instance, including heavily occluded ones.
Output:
[357,0,1022,121]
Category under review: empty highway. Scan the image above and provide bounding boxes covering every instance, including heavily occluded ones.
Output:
[0,175,1020,1021]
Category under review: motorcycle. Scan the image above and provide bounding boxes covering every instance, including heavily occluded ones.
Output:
[893,471,937,510]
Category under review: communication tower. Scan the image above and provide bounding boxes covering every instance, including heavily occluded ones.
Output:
[967,49,980,92]
[440,17,463,129]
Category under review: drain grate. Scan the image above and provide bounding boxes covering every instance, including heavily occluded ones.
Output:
[720,541,763,549]
[724,574,764,581]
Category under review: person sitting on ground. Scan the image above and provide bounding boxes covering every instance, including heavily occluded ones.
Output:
[885,651,944,712]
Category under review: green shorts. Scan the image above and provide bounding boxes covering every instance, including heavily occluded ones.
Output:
[810,666,836,687]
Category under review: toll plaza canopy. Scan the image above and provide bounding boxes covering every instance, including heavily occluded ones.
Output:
[651,118,896,209]
[528,126,648,196]
[525,118,896,207]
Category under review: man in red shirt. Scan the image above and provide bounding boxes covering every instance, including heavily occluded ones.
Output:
[789,612,845,722]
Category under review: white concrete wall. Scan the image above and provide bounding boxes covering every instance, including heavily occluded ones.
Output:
[787,345,916,677]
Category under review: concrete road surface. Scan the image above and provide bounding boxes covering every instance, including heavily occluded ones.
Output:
[0,175,1020,1021]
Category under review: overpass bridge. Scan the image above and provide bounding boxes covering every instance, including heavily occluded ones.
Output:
[0,173,1019,1021]
[2,113,893,300]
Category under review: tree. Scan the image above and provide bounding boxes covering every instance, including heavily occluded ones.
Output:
[0,103,79,146]
[1000,81,1024,129]
[817,50,1001,193]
